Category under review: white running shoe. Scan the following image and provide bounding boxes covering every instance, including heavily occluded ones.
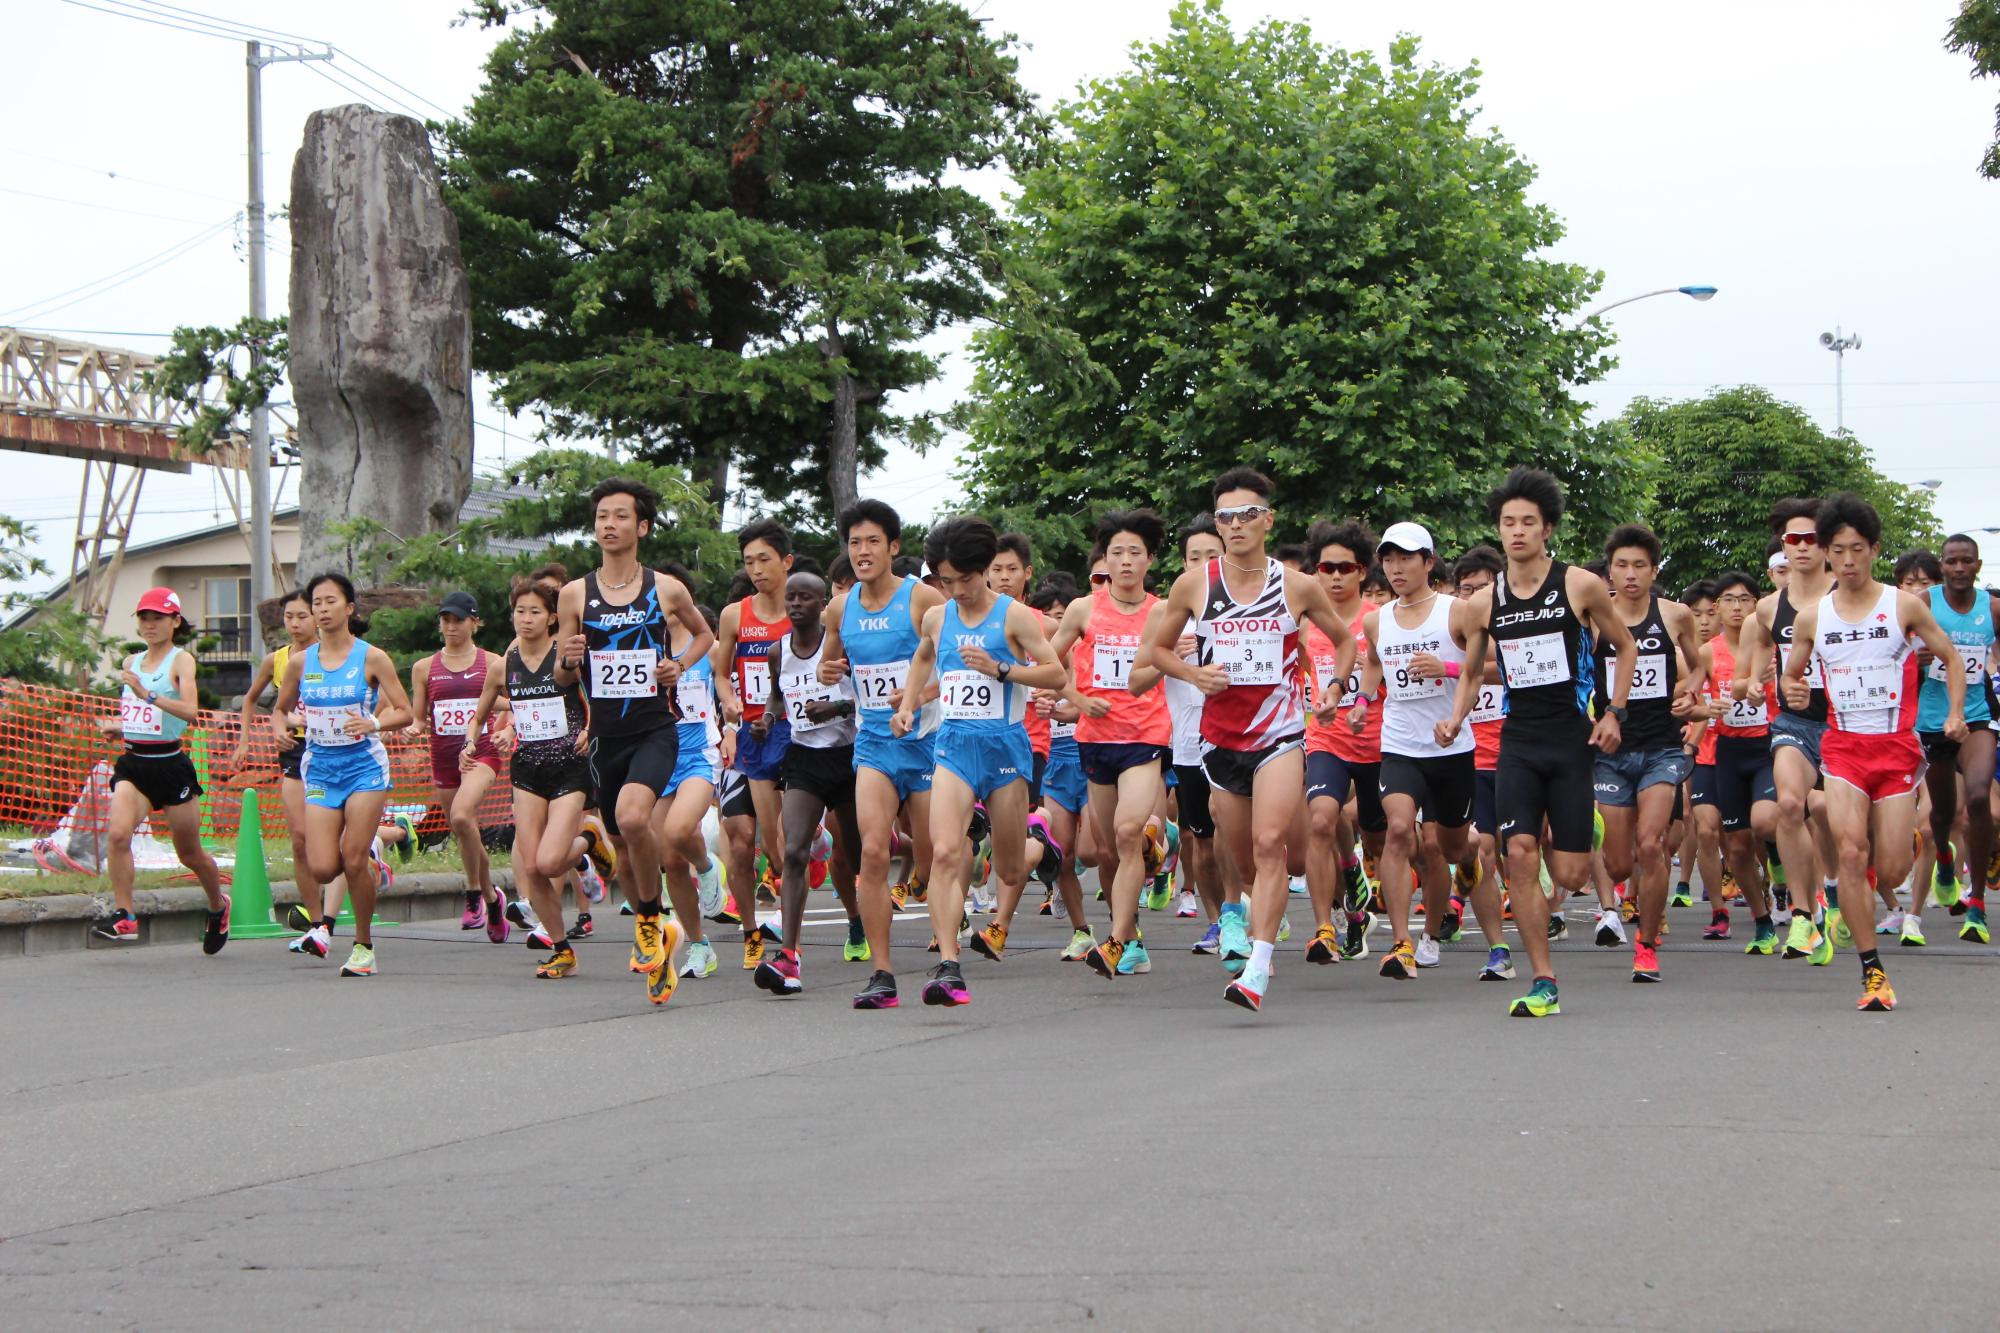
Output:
[1174,889,1199,918]
[1877,911,1905,936]
[1594,910,1627,947]
[695,860,725,918]
[1414,934,1442,968]
[290,924,331,959]
[681,939,718,977]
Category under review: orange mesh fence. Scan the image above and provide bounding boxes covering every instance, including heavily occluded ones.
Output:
[0,680,516,861]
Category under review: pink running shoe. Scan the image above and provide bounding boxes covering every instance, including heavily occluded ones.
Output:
[1701,911,1730,941]
[459,891,485,931]
[486,894,511,944]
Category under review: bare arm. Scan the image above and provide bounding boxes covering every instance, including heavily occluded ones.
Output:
[272,652,305,746]
[1292,571,1355,709]
[408,655,432,738]
[1665,600,1707,715]
[892,605,944,736]
[711,602,743,722]
[1905,592,1968,736]
[1441,589,1493,742]
[231,651,280,768]
[1733,599,1774,700]
[364,648,415,735]
[1142,570,1211,688]
[554,580,586,689]
[1356,609,1384,702]
[818,592,849,684]
[461,651,508,749]
[1575,570,1634,753]
[660,574,715,687]
[1002,602,1070,691]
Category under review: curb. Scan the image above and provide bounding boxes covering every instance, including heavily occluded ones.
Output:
[0,871,515,958]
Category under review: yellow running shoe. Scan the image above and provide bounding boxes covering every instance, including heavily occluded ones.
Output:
[647,922,684,1005]
[1305,923,1341,965]
[536,944,578,979]
[630,914,666,973]
[743,930,767,970]
[1379,939,1417,979]
[970,921,1008,961]
[1857,965,1896,1012]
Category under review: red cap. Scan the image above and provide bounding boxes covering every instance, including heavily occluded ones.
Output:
[136,587,183,618]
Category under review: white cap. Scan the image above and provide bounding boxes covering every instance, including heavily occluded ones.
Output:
[1768,550,1787,571]
[1377,521,1434,555]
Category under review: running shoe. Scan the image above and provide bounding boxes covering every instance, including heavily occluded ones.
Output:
[1414,935,1442,968]
[889,881,910,911]
[1547,914,1569,943]
[285,903,314,933]
[1037,895,1054,916]
[711,892,742,926]
[853,970,900,1009]
[619,901,635,916]
[630,913,667,974]
[742,930,767,970]
[1305,923,1341,965]
[1160,820,1181,879]
[486,896,512,944]
[969,921,1009,962]
[681,939,718,978]
[1144,875,1171,913]
[536,945,578,979]
[1116,941,1152,976]
[1877,912,1905,937]
[339,943,377,977]
[1631,939,1661,983]
[1705,911,1733,942]
[391,811,418,864]
[1670,882,1696,909]
[1509,977,1560,1018]
[1719,868,1739,901]
[1277,916,1292,944]
[1744,919,1778,955]
[922,961,970,1006]
[292,924,331,958]
[1827,908,1853,949]
[1340,913,1374,961]
[1594,910,1625,948]
[201,894,231,956]
[1988,850,2000,890]
[1960,906,1991,944]
[1025,813,1063,888]
[646,922,685,1005]
[1224,962,1269,1012]
[578,862,609,904]
[1438,897,1464,942]
[460,891,486,931]
[505,897,536,929]
[1808,924,1835,967]
[1063,928,1097,961]
[1085,938,1127,980]
[1455,858,1479,894]
[1190,922,1220,955]
[695,860,725,918]
[1175,890,1199,918]
[757,866,782,906]
[1901,911,1927,947]
[1932,858,1962,908]
[755,949,803,996]
[1287,874,1310,898]
[1618,895,1638,925]
[842,937,871,964]
[1141,817,1168,880]
[1857,965,1896,1012]
[525,927,556,951]
[968,882,997,916]
[807,826,833,889]
[1782,914,1815,957]
[571,912,594,938]
[1219,907,1250,975]
[1379,940,1417,980]
[1479,945,1515,981]
[905,878,929,907]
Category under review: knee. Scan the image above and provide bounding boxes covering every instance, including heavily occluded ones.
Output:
[615,797,653,841]
[1383,818,1416,857]
[1251,827,1286,865]
[1309,804,1341,841]
[1776,791,1807,824]
[784,830,815,867]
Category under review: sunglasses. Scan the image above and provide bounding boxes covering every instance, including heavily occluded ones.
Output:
[1317,560,1363,576]
[1089,571,1111,585]
[1214,504,1271,526]
[1781,531,1818,547]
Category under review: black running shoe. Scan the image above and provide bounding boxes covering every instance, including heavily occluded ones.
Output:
[201,894,231,956]
[285,903,314,933]
[852,970,900,1010]
[922,961,970,1006]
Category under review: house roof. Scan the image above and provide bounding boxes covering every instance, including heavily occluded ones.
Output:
[5,507,303,630]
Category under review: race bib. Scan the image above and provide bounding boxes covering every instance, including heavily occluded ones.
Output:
[512,695,568,743]
[590,648,657,699]
[1781,642,1824,689]
[940,669,1004,721]
[780,665,841,733]
[119,693,163,737]
[1825,661,1901,713]
[676,674,716,724]
[1093,639,1139,691]
[1605,652,1669,701]
[1383,652,1447,702]
[1725,696,1767,728]
[1929,647,1990,684]
[853,660,908,711]
[431,696,479,737]
[1468,684,1506,725]
[1499,633,1570,689]
[1312,660,1350,709]
[1209,625,1283,686]
[1049,716,1076,741]
[304,704,362,746]
[738,658,771,706]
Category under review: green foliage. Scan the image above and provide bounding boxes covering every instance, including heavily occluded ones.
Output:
[141,317,289,456]
[0,515,109,685]
[1624,387,1942,583]
[1947,0,2000,180]
[438,0,1040,514]
[957,1,1625,575]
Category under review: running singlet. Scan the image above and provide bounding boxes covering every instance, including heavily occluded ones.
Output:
[936,596,1025,731]
[120,647,187,743]
[1469,671,1505,771]
[1074,588,1169,746]
[1597,595,1679,751]
[299,640,379,751]
[1375,595,1470,758]
[506,642,586,760]
[1488,559,1593,731]
[428,649,498,767]
[1709,633,1771,742]
[673,650,720,751]
[775,630,857,749]
[1771,589,1828,723]
[581,569,673,736]
[1161,637,1206,767]
[1195,556,1303,749]
[841,575,938,739]
[272,644,306,745]
[1309,612,1380,763]
[1817,585,1918,735]
[1919,585,1995,730]
[732,594,787,722]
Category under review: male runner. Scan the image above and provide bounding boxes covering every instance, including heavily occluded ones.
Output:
[1916,534,1998,944]
[1144,467,1355,1012]
[1165,516,1228,955]
[818,499,946,1009]
[1451,545,1516,979]
[1441,468,1636,1018]
[1592,524,1706,981]
[714,519,796,916]
[555,478,714,1004]
[1780,493,1966,1011]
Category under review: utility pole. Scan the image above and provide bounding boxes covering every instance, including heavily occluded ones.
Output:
[1819,326,1861,436]
[246,39,329,650]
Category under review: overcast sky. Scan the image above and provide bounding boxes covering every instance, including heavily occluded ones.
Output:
[5,0,1995,599]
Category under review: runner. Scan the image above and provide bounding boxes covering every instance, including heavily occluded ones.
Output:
[818,499,946,1009]
[1143,467,1356,1012]
[893,516,1067,1006]
[554,478,714,1004]
[229,589,347,936]
[1048,510,1172,980]
[1450,546,1514,978]
[1025,584,1098,961]
[1441,468,1637,1018]
[409,591,509,944]
[1300,519,1381,967]
[756,570,863,996]
[1778,493,1966,1011]
[1164,516,1227,955]
[1915,535,1998,945]
[1690,570,1781,950]
[91,588,231,951]
[714,520,796,912]
[1592,524,1706,981]
[1673,578,1721,908]
[274,573,415,976]
[650,576,726,979]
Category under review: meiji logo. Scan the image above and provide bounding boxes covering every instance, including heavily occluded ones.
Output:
[1213,617,1283,633]
[858,616,891,632]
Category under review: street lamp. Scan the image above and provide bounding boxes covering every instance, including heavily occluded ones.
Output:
[1587,285,1720,319]
[1820,327,1861,435]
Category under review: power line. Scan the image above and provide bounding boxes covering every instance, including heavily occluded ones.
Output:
[0,183,223,227]
[0,215,239,325]
[126,0,324,45]
[333,48,453,119]
[0,147,242,206]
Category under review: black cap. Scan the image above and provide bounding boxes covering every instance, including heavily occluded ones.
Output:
[439,591,479,619]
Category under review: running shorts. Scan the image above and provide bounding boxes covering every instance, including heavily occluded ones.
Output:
[112,744,201,812]
[1043,745,1088,815]
[1201,735,1304,799]
[662,738,720,798]
[783,742,856,808]
[1919,720,1991,764]
[1495,724,1595,853]
[513,749,590,803]
[1769,711,1827,776]
[300,740,391,811]
[719,767,754,819]
[1078,741,1169,787]
[1171,763,1214,839]
[1378,751,1476,829]
[854,729,935,802]
[1472,769,1499,837]
[586,726,679,835]
[734,716,792,783]
[1822,729,1926,804]
[1592,747,1693,808]
[1306,751,1385,833]
[432,746,500,791]
[278,739,304,781]
[1709,734,1775,832]
[935,726,1034,801]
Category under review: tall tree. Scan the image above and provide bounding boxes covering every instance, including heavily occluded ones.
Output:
[1948,0,2000,180]
[440,0,1037,519]
[1625,387,1941,582]
[956,0,1626,571]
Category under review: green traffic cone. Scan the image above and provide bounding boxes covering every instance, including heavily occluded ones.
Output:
[228,787,289,939]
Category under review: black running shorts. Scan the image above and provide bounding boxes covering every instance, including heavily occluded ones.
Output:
[586,726,678,835]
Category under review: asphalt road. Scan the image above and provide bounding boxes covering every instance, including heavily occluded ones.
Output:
[3,893,1996,1330]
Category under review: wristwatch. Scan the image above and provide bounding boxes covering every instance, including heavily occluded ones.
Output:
[1607,703,1629,723]
[997,662,1012,682]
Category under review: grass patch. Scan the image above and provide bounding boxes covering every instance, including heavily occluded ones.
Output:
[0,833,509,900]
